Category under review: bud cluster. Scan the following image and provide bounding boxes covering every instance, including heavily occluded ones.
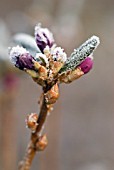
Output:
[9,24,68,88]
[8,24,100,162]
[9,23,100,102]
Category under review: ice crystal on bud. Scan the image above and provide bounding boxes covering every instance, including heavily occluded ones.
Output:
[52,47,67,63]
[35,24,54,53]
[9,46,29,65]
[9,46,35,70]
[89,35,100,49]
[60,35,100,73]
[43,45,50,55]
[35,53,49,67]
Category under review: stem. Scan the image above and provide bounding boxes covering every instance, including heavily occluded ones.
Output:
[18,136,37,170]
[18,88,49,170]
[36,95,48,133]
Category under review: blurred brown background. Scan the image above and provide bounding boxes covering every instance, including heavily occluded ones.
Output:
[0,0,114,170]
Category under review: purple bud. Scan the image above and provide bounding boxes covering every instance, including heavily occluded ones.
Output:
[35,24,54,53]
[16,53,34,70]
[9,46,35,70]
[79,57,93,74]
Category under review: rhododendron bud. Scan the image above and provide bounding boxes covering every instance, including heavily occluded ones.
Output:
[79,57,93,74]
[36,134,48,151]
[50,47,67,75]
[35,24,54,53]
[59,67,84,83]
[26,113,38,133]
[52,47,67,63]
[35,53,49,67]
[9,46,35,70]
[45,83,59,104]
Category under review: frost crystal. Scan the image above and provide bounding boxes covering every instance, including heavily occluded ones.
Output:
[35,53,49,67]
[60,35,100,73]
[9,46,35,70]
[35,24,54,53]
[52,47,67,63]
[9,46,29,65]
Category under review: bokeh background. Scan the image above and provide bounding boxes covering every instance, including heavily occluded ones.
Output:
[0,0,114,170]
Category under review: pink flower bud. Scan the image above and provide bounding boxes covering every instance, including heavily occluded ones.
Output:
[79,57,93,74]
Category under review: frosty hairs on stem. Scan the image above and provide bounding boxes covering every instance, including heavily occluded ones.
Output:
[9,24,100,170]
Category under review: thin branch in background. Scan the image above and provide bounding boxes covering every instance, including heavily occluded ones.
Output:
[9,23,100,170]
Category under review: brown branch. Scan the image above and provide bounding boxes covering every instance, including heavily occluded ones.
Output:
[18,88,49,170]
[18,136,37,170]
[36,95,48,133]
